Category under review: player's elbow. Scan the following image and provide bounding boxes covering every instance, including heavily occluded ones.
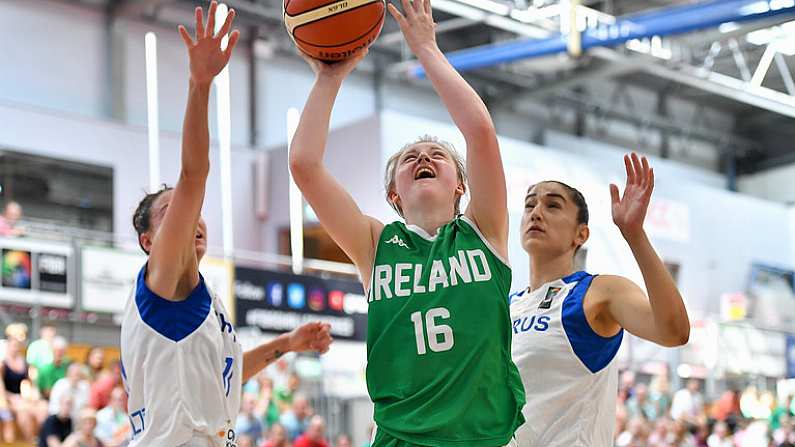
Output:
[288,151,319,180]
[660,323,690,347]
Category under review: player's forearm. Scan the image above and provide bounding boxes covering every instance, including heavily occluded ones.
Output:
[289,77,342,175]
[625,230,690,346]
[415,45,496,144]
[242,333,292,382]
[180,79,212,180]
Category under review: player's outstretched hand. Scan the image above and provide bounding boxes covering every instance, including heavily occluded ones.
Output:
[610,152,654,239]
[288,322,333,354]
[388,0,437,55]
[178,1,240,86]
[300,49,368,83]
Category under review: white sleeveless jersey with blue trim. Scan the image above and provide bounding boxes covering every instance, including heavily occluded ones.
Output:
[509,271,623,447]
[120,265,242,447]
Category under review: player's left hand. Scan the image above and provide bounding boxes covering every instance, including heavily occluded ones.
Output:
[388,0,437,55]
[287,322,333,354]
[178,1,240,86]
[610,152,654,239]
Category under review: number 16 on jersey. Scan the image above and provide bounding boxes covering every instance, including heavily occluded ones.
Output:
[411,307,455,355]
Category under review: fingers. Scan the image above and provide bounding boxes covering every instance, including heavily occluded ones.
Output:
[424,0,432,16]
[623,154,635,185]
[195,6,205,40]
[178,25,194,47]
[631,153,643,185]
[609,184,620,205]
[399,0,415,20]
[648,168,655,193]
[206,1,218,39]
[388,3,407,27]
[223,30,241,58]
[411,0,423,15]
[215,8,236,39]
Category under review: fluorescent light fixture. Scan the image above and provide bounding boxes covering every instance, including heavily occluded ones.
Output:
[214,3,235,259]
[144,32,160,193]
[286,107,304,275]
[456,0,511,16]
[436,0,549,37]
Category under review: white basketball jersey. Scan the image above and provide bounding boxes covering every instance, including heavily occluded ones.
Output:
[510,272,622,447]
[121,264,242,447]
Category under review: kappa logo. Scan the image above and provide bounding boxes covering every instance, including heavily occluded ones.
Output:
[386,235,409,249]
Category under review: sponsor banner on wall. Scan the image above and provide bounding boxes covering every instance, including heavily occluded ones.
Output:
[235,267,367,342]
[787,335,795,379]
[80,247,146,314]
[0,238,73,308]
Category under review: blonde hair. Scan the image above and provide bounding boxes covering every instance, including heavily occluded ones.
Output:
[384,135,467,217]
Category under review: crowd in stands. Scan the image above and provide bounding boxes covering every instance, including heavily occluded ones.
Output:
[614,370,795,447]
[2,317,794,447]
[0,323,127,447]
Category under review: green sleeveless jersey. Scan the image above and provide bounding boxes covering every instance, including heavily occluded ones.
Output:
[367,216,526,446]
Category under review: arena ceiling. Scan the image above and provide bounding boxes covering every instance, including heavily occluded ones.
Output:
[72,0,795,173]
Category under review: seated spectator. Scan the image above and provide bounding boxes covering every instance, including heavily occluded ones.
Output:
[293,416,328,447]
[39,395,73,447]
[238,434,255,447]
[261,422,290,447]
[49,363,90,421]
[334,433,352,447]
[63,408,103,447]
[37,336,71,399]
[280,394,311,441]
[84,348,106,382]
[27,326,57,375]
[668,418,697,447]
[1,328,44,442]
[0,201,25,237]
[615,417,649,447]
[707,421,733,447]
[94,387,129,447]
[88,361,123,410]
[236,393,264,445]
[626,383,656,422]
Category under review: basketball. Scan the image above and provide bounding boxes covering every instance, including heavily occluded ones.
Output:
[284,0,385,61]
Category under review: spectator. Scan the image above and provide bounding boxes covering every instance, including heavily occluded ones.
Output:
[63,408,103,447]
[27,325,57,374]
[646,417,671,446]
[49,363,90,421]
[280,394,311,441]
[39,394,73,447]
[37,336,71,399]
[649,372,672,421]
[671,379,704,422]
[335,433,352,447]
[772,396,795,431]
[0,201,25,237]
[84,347,106,382]
[712,389,741,424]
[255,376,281,429]
[668,418,697,447]
[293,415,328,447]
[626,383,656,421]
[0,323,28,366]
[707,421,733,447]
[94,387,129,447]
[615,417,649,447]
[88,361,123,410]
[1,328,42,442]
[238,434,255,447]
[276,373,302,412]
[236,393,264,445]
[261,422,290,447]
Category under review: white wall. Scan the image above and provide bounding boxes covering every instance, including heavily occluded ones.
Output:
[739,162,795,205]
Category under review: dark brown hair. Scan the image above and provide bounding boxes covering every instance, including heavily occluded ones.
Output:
[132,185,173,254]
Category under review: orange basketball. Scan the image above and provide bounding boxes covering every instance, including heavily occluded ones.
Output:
[284,0,385,61]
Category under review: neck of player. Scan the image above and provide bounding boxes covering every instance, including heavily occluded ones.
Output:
[403,204,455,237]
[528,250,576,292]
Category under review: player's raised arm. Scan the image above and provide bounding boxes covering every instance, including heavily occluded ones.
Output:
[389,0,508,258]
[144,2,239,300]
[288,51,384,287]
[598,153,690,347]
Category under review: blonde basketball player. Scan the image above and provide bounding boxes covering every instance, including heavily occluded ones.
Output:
[289,0,525,445]
[510,153,690,447]
[120,4,331,446]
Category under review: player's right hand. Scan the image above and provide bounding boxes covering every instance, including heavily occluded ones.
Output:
[300,49,368,83]
[178,1,241,86]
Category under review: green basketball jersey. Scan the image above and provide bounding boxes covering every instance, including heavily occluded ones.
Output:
[366,216,526,446]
